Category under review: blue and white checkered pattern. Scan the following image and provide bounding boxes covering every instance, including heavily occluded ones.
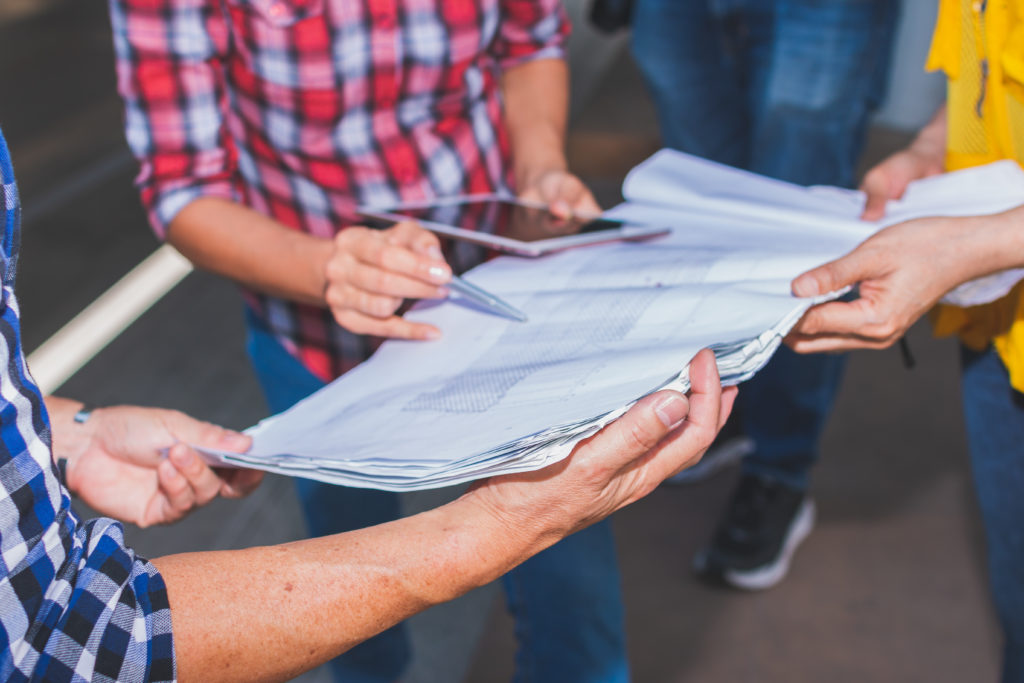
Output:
[0,127,175,681]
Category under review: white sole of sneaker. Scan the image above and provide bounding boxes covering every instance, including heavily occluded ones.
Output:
[723,498,816,591]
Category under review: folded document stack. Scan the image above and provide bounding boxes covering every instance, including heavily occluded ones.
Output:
[201,151,1024,490]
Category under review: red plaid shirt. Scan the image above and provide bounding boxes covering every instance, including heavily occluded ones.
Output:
[110,0,568,380]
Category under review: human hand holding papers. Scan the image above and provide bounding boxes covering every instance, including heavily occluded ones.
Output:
[200,151,1024,490]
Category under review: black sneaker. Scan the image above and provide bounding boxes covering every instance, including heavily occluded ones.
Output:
[693,473,815,590]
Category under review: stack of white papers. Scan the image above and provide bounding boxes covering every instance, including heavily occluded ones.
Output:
[200,151,1024,490]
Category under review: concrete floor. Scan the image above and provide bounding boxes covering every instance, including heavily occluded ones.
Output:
[0,1,1003,681]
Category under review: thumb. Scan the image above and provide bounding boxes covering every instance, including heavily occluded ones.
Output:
[584,391,690,470]
[792,249,868,298]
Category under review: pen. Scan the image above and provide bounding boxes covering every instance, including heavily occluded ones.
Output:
[446,275,528,322]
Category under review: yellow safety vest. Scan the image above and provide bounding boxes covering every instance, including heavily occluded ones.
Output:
[928,0,1024,391]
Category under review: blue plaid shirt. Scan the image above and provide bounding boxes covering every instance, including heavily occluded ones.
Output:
[0,127,175,681]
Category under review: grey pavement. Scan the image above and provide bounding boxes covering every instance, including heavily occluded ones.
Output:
[1,1,1002,682]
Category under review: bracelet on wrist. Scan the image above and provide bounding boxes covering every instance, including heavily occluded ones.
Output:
[56,457,70,490]
[73,406,93,424]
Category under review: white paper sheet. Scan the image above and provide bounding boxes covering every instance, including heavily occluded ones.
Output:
[200,150,1024,489]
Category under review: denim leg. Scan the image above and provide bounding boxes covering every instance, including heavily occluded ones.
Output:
[737,0,896,488]
[960,346,1024,683]
[738,347,845,490]
[502,520,628,683]
[750,0,898,187]
[245,309,410,683]
[630,0,750,167]
[633,0,896,490]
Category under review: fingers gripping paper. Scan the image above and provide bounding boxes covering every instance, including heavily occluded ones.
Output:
[200,151,1024,490]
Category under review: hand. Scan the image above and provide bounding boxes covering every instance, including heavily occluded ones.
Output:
[468,349,736,540]
[785,216,981,353]
[859,108,946,221]
[60,406,261,527]
[325,221,452,340]
[518,168,602,219]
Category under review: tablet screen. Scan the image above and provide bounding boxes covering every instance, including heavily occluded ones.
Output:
[360,196,669,256]
[373,198,626,242]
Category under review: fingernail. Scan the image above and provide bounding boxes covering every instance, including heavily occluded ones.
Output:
[792,275,818,298]
[427,246,443,259]
[654,393,688,429]
[421,327,442,340]
[436,287,450,298]
[428,265,450,284]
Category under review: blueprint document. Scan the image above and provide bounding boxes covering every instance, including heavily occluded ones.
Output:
[200,151,1024,490]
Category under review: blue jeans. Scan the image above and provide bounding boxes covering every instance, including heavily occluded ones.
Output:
[631,0,897,489]
[245,310,627,683]
[961,346,1024,683]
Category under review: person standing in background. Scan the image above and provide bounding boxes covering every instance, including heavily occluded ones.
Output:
[108,0,623,680]
[788,1,1024,677]
[631,0,898,589]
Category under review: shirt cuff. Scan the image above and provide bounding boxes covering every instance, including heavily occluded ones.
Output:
[150,181,240,240]
[498,44,567,71]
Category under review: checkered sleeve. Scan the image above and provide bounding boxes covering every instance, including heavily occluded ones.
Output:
[0,128,175,682]
[494,0,570,69]
[109,0,240,239]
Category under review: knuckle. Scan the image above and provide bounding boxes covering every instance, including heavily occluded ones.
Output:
[393,221,417,237]
[378,246,405,272]
[575,459,610,489]
[373,270,396,294]
[324,258,344,281]
[624,419,656,455]
[372,297,396,318]
[326,283,355,309]
[876,321,899,340]
[335,228,358,246]
[334,310,369,334]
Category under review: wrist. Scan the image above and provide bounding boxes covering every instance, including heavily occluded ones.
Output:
[305,235,336,307]
[47,399,99,494]
[960,209,1024,279]
[457,487,569,561]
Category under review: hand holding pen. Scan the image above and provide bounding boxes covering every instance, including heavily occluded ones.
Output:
[323,221,525,340]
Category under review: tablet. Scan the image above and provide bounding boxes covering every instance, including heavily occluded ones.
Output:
[358,194,670,257]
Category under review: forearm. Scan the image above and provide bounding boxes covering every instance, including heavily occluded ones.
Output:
[501,58,569,188]
[909,105,948,163]
[950,205,1024,282]
[155,490,553,683]
[169,197,333,306]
